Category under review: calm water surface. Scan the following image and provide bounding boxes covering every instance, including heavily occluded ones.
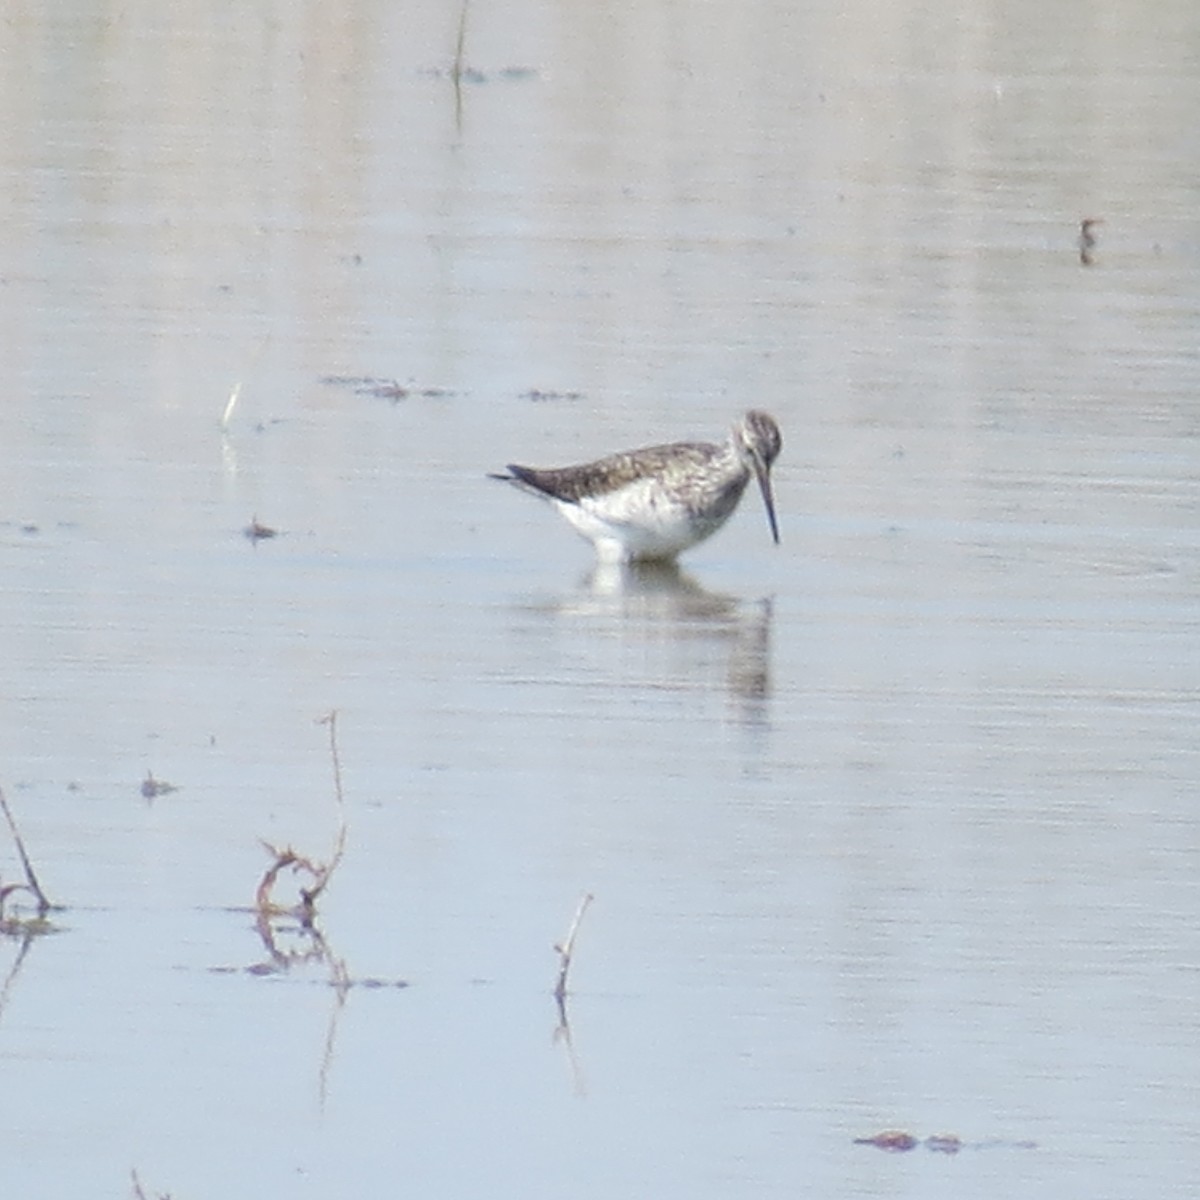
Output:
[1,2,1198,1197]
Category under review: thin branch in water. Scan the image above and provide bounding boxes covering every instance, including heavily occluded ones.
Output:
[320,709,346,810]
[255,843,314,913]
[553,892,593,1003]
[303,710,348,912]
[130,1168,172,1199]
[452,0,470,85]
[451,0,470,132]
[253,711,348,925]
[0,785,52,915]
[252,898,333,974]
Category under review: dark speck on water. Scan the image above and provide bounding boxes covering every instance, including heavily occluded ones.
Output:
[521,388,584,402]
[243,517,278,542]
[318,375,454,402]
[141,772,179,800]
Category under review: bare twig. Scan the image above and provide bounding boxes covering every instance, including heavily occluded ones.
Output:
[254,711,348,925]
[452,0,469,84]
[553,892,593,1003]
[451,0,470,131]
[255,843,318,914]
[252,898,333,973]
[0,785,51,915]
[130,1168,171,1199]
[302,711,348,912]
[321,709,346,810]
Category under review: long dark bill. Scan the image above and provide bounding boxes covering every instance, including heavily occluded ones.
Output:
[753,458,781,545]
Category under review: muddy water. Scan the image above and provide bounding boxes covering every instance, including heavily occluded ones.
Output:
[1,2,1198,1197]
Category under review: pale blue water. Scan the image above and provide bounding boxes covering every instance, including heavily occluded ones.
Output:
[1,2,1198,1198]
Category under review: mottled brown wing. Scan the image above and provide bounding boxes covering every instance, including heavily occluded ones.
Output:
[503,442,717,504]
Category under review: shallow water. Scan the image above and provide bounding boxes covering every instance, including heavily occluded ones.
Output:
[2,2,1199,1197]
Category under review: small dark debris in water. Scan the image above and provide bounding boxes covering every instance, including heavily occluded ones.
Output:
[20,523,39,535]
[421,65,538,84]
[210,965,409,988]
[244,517,278,542]
[141,771,179,800]
[855,1130,918,1152]
[925,1134,963,1155]
[855,1130,1033,1154]
[319,375,455,402]
[336,975,410,990]
[1079,216,1104,266]
[521,388,584,402]
[362,381,413,401]
[320,374,378,388]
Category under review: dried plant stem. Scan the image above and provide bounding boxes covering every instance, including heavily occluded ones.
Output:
[129,1168,171,1200]
[254,711,348,924]
[553,892,593,1002]
[452,0,469,84]
[0,785,51,915]
[322,709,346,809]
[451,0,470,131]
[304,710,348,910]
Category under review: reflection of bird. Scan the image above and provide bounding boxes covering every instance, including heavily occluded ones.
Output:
[1079,217,1104,266]
[491,411,782,562]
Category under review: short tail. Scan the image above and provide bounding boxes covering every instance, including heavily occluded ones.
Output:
[488,465,544,491]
